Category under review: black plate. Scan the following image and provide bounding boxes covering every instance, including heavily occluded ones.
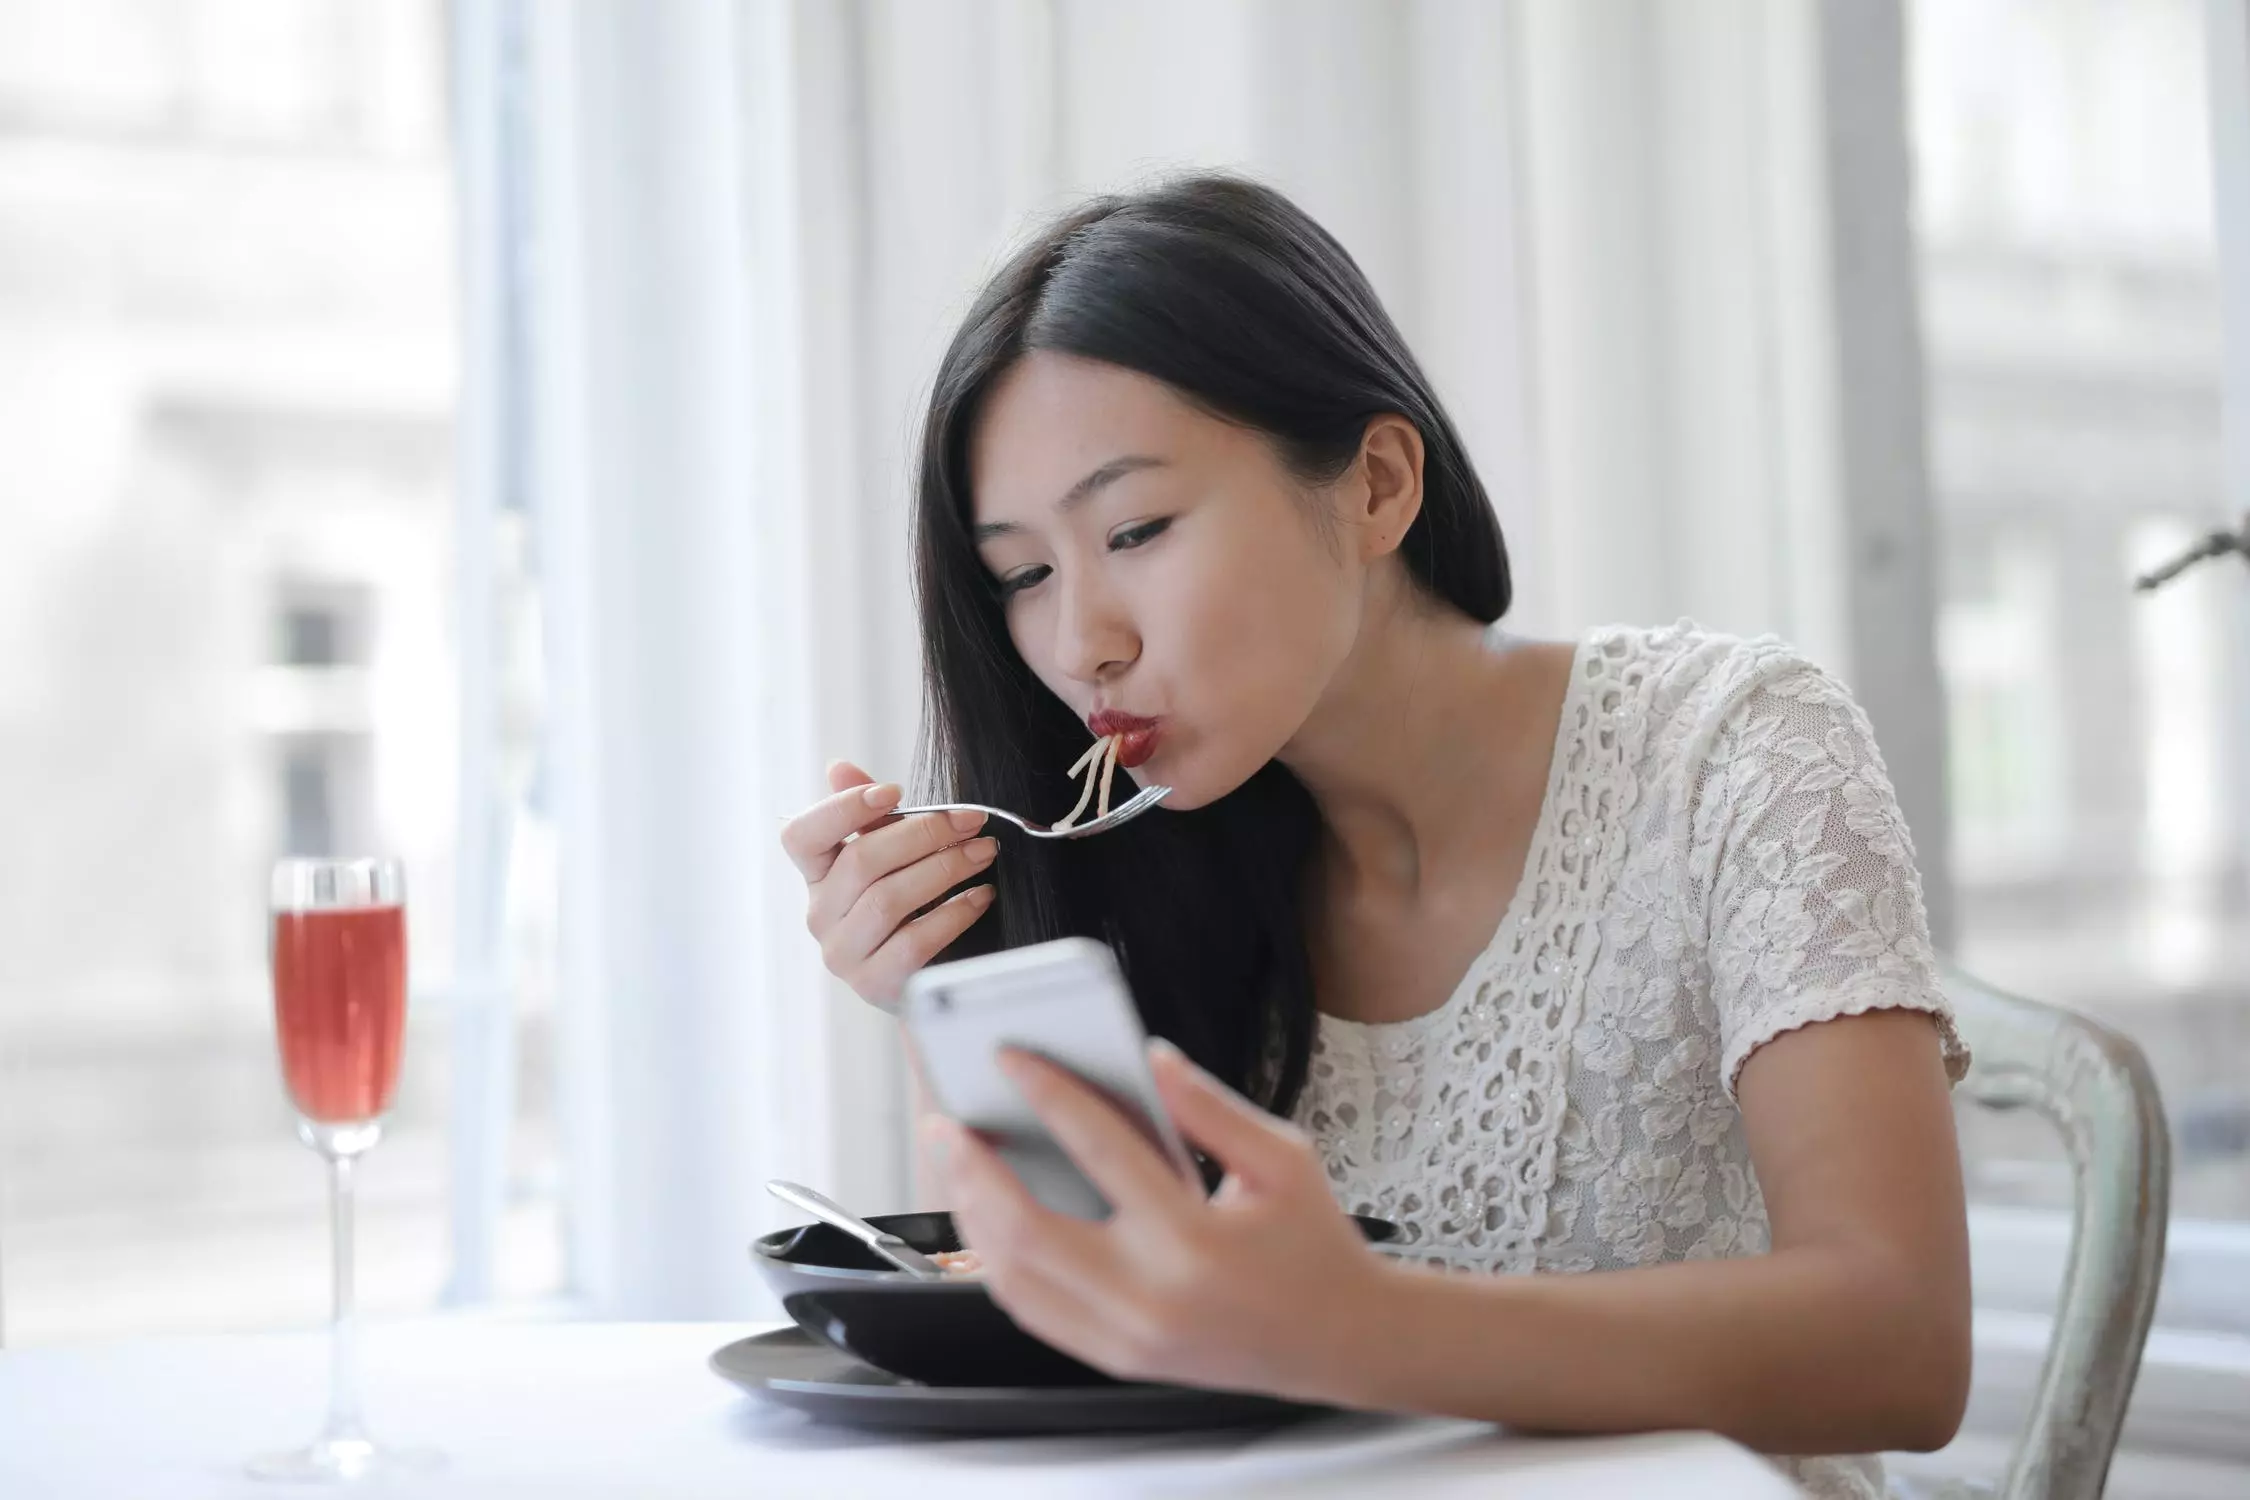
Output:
[710,1327,1327,1435]
[750,1209,1400,1389]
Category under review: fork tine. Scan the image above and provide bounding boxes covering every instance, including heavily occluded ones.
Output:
[1049,784,1170,837]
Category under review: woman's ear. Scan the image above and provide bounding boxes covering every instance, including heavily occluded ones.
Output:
[1350,414,1425,561]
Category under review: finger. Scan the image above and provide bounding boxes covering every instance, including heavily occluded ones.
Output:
[782,780,904,882]
[998,1050,1197,1219]
[1148,1039,1309,1190]
[827,759,874,795]
[934,1114,1185,1387]
[825,837,998,971]
[928,1117,1110,1272]
[932,1116,1154,1367]
[814,805,981,908]
[811,807,989,931]
[859,885,996,1003]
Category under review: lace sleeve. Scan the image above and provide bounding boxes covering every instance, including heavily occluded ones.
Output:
[1685,659,1970,1097]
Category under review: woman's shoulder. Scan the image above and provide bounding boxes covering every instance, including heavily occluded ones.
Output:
[1577,618,1849,755]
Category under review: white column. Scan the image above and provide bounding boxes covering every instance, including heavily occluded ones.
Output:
[1815,0,1954,943]
[2210,0,2250,510]
[2206,1,2250,886]
[438,0,520,1309]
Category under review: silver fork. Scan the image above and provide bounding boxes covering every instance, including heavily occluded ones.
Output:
[891,783,1172,840]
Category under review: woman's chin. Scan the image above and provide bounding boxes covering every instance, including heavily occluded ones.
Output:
[1129,755,1249,814]
[1148,785,1213,812]
[1127,761,1201,813]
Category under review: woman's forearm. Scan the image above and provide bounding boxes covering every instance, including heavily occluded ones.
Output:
[1330,1245,1968,1455]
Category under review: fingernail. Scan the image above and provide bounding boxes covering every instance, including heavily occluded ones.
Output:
[966,837,998,866]
[1148,1036,1184,1064]
[966,884,996,906]
[864,783,902,808]
[947,809,986,833]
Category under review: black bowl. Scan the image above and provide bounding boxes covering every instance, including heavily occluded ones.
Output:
[751,1209,1399,1388]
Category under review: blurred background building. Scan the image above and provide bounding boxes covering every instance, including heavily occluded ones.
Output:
[1917,0,2248,1227]
[0,0,560,1340]
[0,0,2242,1491]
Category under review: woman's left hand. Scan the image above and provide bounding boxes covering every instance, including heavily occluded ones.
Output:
[925,1039,1391,1402]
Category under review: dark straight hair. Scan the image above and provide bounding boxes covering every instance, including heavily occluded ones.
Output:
[911,173,1509,1115]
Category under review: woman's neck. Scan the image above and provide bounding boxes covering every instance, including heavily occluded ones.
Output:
[1277,573,1560,905]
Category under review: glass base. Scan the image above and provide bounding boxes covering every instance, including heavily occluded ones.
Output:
[246,1433,442,1485]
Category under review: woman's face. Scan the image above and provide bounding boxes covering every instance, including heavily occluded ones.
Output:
[969,351,1370,810]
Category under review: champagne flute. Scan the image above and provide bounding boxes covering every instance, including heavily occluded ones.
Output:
[249,858,436,1482]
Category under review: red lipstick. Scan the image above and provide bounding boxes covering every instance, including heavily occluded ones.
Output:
[1087,710,1163,768]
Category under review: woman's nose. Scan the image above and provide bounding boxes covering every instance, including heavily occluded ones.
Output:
[1053,574,1136,683]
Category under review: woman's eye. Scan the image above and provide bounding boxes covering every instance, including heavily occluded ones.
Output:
[994,521,1165,598]
[997,564,1051,599]
[1109,518,1171,551]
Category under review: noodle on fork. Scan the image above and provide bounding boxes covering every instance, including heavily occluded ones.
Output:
[1097,732,1120,819]
[1053,734,1123,832]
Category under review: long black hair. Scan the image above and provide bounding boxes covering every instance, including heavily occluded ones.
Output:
[911,173,1509,1115]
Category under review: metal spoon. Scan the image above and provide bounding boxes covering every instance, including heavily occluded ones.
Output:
[889,783,1172,841]
[765,1180,945,1279]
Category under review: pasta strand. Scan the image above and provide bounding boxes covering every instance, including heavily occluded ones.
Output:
[1096,731,1120,820]
[1053,735,1108,830]
[1066,737,1107,779]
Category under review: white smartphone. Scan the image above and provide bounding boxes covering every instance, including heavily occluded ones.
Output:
[901,936,1198,1222]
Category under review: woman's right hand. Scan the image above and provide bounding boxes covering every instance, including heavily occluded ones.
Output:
[782,759,999,1008]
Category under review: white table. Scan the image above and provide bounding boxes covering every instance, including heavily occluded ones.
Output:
[0,1320,1799,1498]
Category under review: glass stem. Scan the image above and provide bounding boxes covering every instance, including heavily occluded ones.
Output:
[324,1150,367,1441]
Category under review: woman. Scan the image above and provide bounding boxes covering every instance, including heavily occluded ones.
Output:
[780,174,1971,1498]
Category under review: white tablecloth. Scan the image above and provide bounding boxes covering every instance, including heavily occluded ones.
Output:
[0,1319,1799,1498]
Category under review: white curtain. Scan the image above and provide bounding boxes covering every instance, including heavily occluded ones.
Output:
[519,0,906,1319]
[506,0,1942,1318]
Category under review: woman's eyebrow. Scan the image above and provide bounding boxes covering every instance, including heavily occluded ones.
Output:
[973,454,1167,541]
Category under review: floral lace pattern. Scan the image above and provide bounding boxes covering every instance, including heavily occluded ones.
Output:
[1295,623,1969,1500]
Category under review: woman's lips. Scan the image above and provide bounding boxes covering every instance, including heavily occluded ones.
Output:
[1114,730,1161,768]
[1088,711,1163,768]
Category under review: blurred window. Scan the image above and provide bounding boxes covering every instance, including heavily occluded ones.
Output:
[0,0,559,1343]
[1910,0,2250,1306]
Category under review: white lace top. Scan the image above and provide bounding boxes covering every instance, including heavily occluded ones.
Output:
[1294,622,1970,1500]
